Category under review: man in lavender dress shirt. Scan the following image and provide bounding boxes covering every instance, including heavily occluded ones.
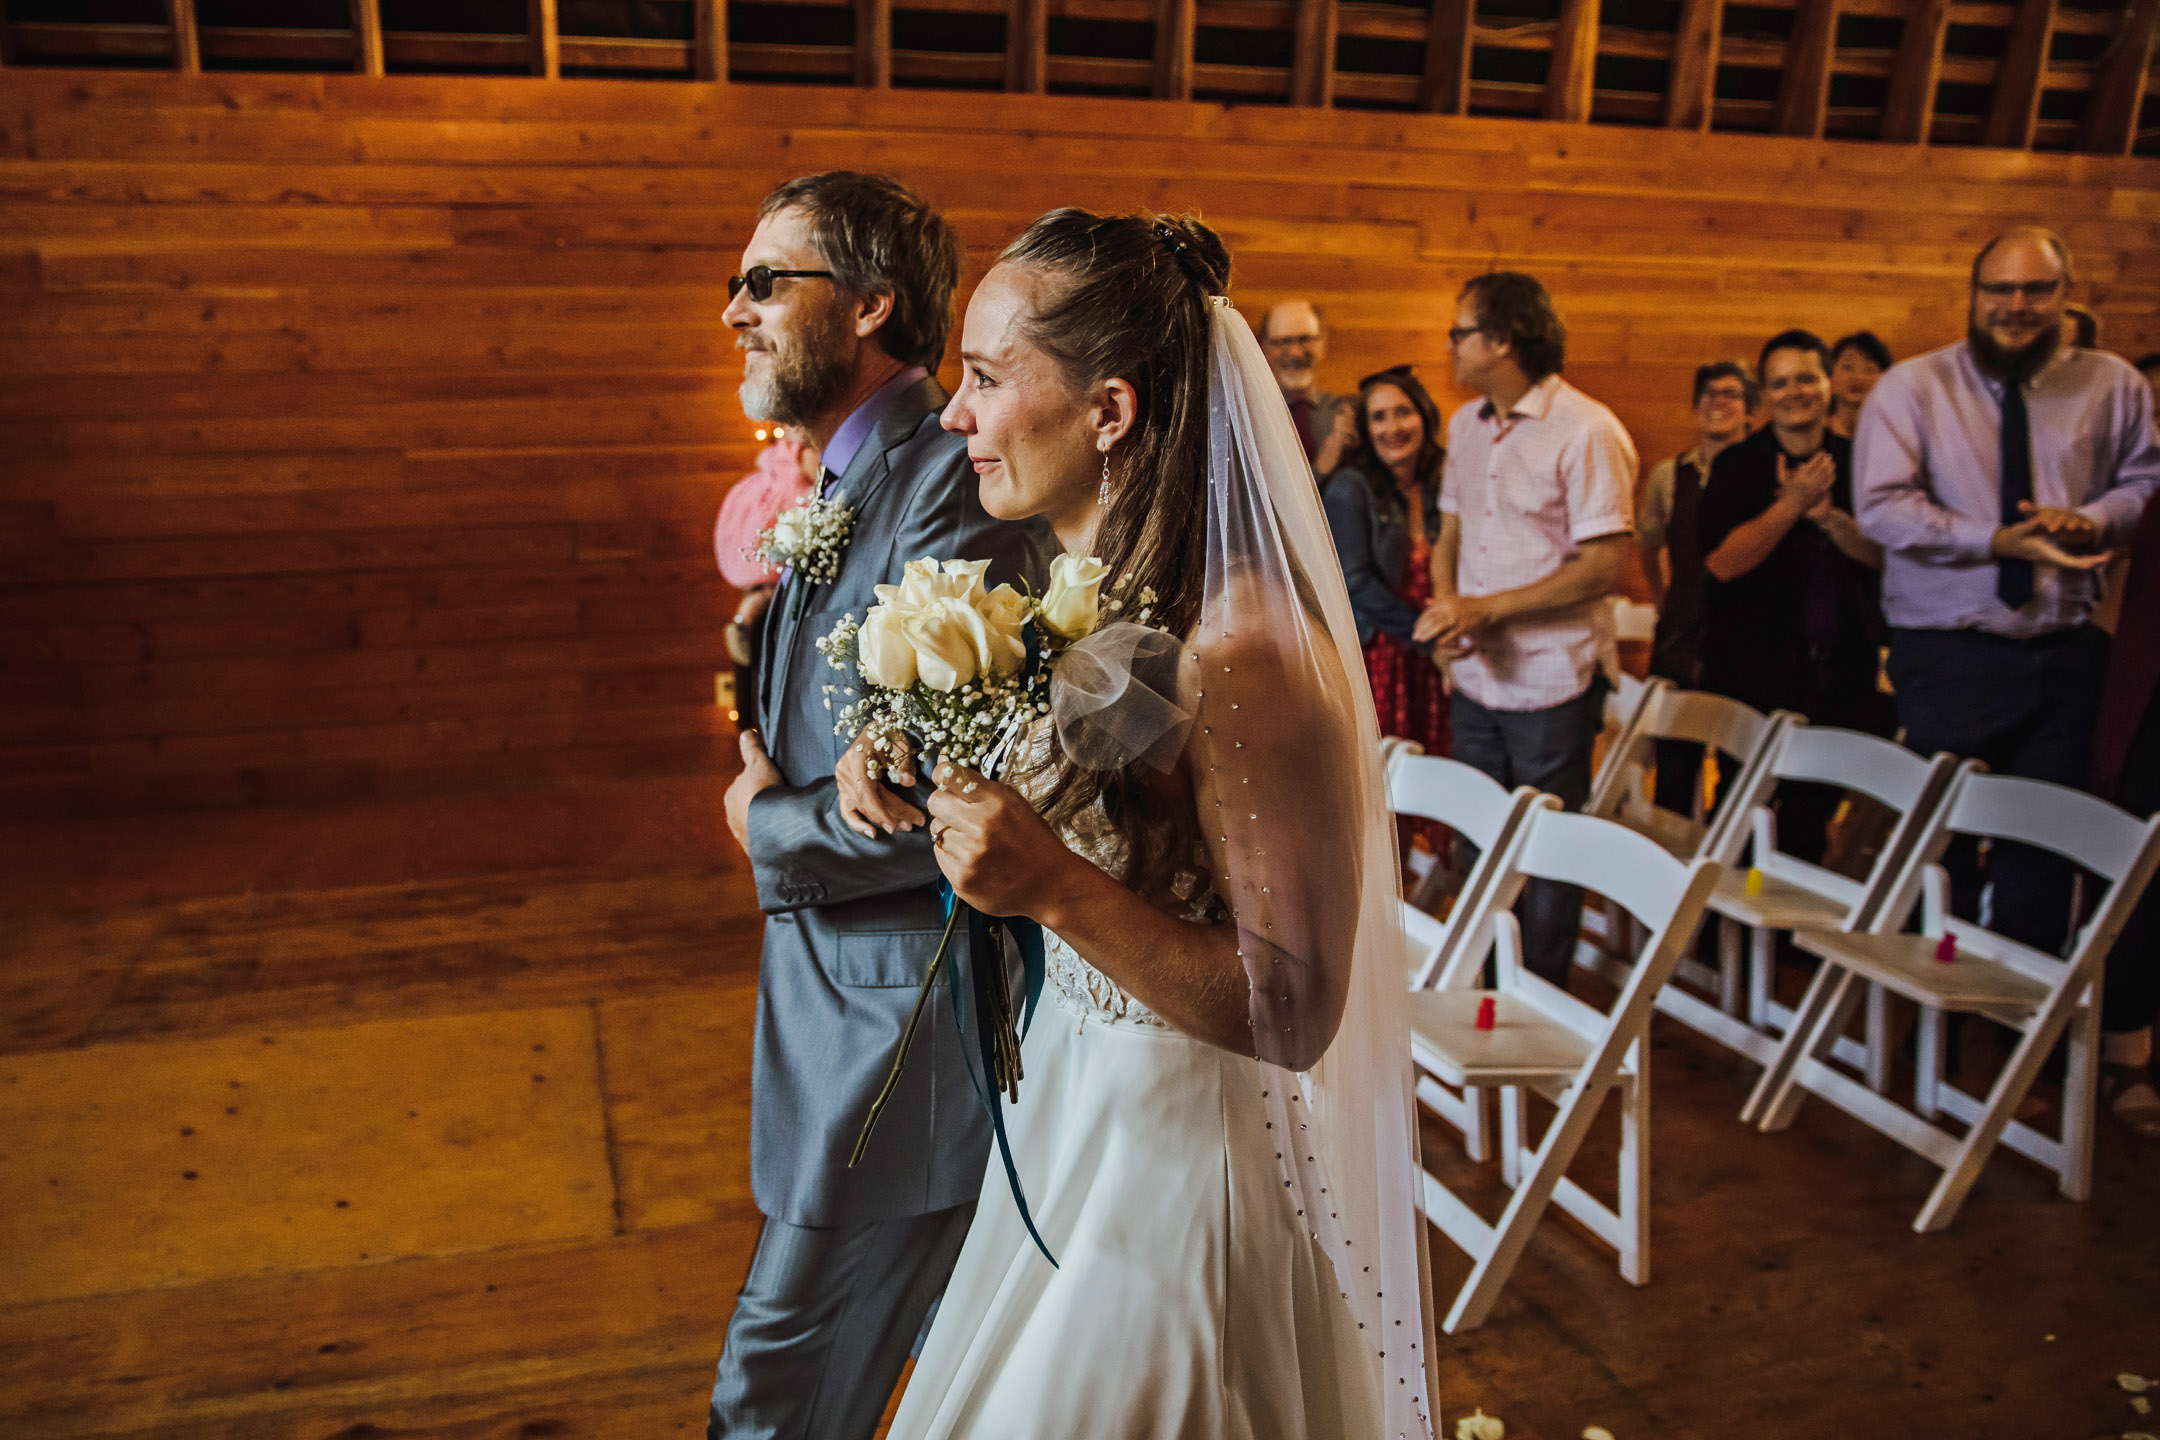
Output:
[1854,226,2160,952]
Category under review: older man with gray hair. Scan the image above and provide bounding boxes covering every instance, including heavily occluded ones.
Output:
[1855,224,2160,957]
[1259,298,1356,476]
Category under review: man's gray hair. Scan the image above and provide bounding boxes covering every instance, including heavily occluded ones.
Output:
[759,172,962,369]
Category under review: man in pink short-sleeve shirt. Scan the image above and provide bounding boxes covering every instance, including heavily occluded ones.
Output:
[1417,271,1637,988]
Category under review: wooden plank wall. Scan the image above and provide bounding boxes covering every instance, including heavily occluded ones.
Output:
[3,70,2159,823]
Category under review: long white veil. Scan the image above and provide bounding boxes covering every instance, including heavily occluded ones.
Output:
[1185,298,1440,1436]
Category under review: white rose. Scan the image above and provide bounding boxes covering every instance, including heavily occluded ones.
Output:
[979,584,1030,677]
[926,558,991,605]
[903,598,985,692]
[878,557,943,612]
[1039,553,1110,640]
[856,604,918,689]
[768,504,811,551]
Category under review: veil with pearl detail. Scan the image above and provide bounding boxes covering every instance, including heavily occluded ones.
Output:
[1178,296,1440,1435]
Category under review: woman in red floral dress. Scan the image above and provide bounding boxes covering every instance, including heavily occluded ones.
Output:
[1321,365,1450,852]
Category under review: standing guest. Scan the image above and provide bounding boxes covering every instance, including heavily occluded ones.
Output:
[1259,298,1357,476]
[1636,361,1755,816]
[1323,363,1450,848]
[709,171,1052,1440]
[1855,225,2160,956]
[2094,498,2160,1139]
[1698,330,1888,862]
[713,434,820,723]
[1827,330,1893,440]
[1416,271,1637,990]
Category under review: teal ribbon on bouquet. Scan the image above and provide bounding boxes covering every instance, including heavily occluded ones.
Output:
[848,883,1056,1267]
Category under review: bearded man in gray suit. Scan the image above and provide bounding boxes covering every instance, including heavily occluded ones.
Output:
[709,172,1052,1440]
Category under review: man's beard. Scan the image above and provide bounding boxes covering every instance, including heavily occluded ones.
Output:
[740,298,854,425]
[1967,316,2059,384]
[1273,357,1314,394]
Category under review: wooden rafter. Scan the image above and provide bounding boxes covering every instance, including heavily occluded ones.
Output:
[1881,0,1950,142]
[1664,0,1722,129]
[856,0,892,86]
[165,0,199,74]
[1153,0,1196,100]
[1545,0,1601,121]
[2081,0,2160,151]
[1290,0,1338,106]
[528,0,560,79]
[1419,0,1472,113]
[1983,0,2057,148]
[693,0,725,81]
[350,0,384,76]
[1775,0,1840,137]
[1006,0,1047,92]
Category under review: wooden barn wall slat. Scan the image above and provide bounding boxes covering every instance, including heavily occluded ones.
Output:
[1,69,2157,820]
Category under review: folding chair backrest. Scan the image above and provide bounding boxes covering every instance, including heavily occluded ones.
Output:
[1387,751,1518,851]
[1386,750,1550,989]
[1642,686,1776,759]
[1739,727,1961,928]
[1595,685,1788,863]
[1400,898,1451,980]
[1611,597,1659,644]
[1589,674,1668,816]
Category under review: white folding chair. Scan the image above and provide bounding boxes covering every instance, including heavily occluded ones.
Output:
[1411,809,1720,1332]
[1585,672,1669,822]
[1748,765,2160,1232]
[1677,727,1959,1073]
[1388,748,1556,1162]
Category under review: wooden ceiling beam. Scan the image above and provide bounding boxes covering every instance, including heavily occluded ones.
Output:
[1419,0,1472,112]
[1982,0,2056,147]
[1006,0,1048,91]
[2082,0,2160,152]
[857,0,892,84]
[1544,0,1600,120]
[166,0,200,73]
[1153,0,1195,98]
[1880,0,1949,141]
[349,0,383,75]
[1290,0,1338,105]
[1774,0,1840,136]
[694,0,727,80]
[1664,0,1722,128]
[529,0,560,78]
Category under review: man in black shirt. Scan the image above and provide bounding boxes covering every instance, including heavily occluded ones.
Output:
[1698,328,1889,862]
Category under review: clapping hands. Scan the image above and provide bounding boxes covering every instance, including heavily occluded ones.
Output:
[1776,450,1838,520]
[1993,500,2113,572]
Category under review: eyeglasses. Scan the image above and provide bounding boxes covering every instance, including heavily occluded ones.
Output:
[729,266,835,303]
[1975,279,2064,302]
[1262,332,1322,349]
[1699,385,1750,405]
[1359,363,1419,389]
[1446,325,1483,345]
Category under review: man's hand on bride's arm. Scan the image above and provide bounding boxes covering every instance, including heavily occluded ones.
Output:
[835,731,928,839]
[924,762,1077,919]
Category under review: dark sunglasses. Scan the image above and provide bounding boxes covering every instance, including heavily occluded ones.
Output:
[1359,363,1419,389]
[728,266,835,303]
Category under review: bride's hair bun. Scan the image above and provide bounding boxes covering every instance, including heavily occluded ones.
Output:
[1151,215,1230,296]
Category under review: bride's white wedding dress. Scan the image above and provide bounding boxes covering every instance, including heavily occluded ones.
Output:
[885,827,1385,1439]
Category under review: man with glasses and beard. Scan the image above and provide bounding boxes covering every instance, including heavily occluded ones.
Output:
[711,172,1051,1440]
[1855,226,2160,958]
[1259,298,1356,477]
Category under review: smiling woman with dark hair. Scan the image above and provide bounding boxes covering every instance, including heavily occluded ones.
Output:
[1323,365,1450,842]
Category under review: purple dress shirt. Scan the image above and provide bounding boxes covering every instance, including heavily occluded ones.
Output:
[1854,341,2160,639]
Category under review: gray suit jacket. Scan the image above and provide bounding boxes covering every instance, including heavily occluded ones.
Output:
[743,375,1054,1228]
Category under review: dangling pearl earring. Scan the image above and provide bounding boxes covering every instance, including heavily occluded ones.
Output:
[1098,450,1111,508]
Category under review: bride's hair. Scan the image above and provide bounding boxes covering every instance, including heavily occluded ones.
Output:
[998,207,1231,894]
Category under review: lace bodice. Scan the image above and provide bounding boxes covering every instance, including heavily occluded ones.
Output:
[1044,928,1170,1029]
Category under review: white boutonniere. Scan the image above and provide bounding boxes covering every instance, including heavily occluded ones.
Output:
[750,494,854,584]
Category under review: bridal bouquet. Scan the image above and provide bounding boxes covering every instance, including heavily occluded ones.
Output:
[817,552,1132,1264]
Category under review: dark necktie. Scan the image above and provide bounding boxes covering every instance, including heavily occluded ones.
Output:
[1998,382,2034,609]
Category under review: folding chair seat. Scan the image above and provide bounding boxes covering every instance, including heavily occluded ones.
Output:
[1387,748,1555,1162]
[1747,765,2160,1232]
[1681,726,1958,1072]
[1412,809,1720,1332]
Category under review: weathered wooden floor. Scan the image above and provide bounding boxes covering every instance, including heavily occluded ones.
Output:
[1,785,2155,1440]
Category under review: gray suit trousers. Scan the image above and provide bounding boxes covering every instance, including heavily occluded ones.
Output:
[707,1202,974,1440]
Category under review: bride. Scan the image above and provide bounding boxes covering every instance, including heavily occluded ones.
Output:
[833,209,1438,1439]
